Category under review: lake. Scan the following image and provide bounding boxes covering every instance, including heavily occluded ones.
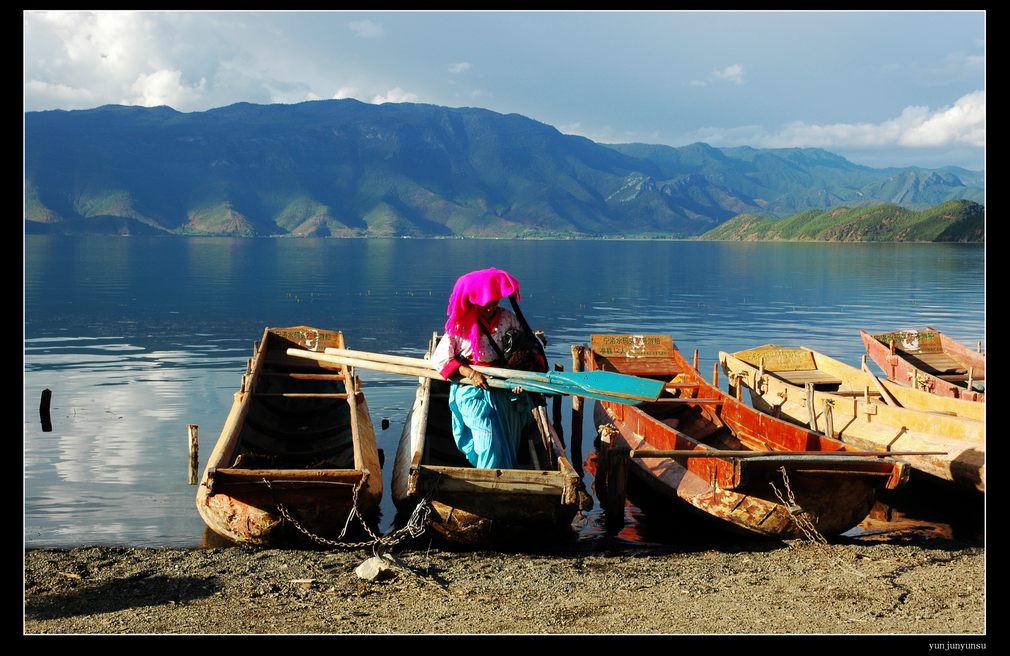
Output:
[24,235,985,548]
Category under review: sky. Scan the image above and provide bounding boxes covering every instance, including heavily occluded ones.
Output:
[23,10,985,170]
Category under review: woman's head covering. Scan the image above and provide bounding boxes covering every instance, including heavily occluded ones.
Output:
[445,267,522,346]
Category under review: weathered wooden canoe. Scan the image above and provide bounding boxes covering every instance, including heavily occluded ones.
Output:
[721,344,985,492]
[392,334,580,545]
[585,334,908,539]
[195,326,383,546]
[861,328,985,402]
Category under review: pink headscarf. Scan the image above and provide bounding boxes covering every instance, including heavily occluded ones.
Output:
[444,267,522,348]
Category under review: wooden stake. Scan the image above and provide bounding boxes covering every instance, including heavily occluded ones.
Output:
[187,424,199,485]
[40,388,52,433]
[805,383,818,432]
[552,363,565,445]
[603,447,627,534]
[824,400,834,438]
[712,362,719,388]
[570,345,585,479]
[693,349,699,371]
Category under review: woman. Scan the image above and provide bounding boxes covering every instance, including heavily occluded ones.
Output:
[430,267,542,469]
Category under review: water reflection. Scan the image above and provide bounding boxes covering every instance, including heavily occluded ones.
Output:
[25,236,984,548]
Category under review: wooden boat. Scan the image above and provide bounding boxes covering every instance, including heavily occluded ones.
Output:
[721,344,985,492]
[861,328,985,402]
[195,326,383,546]
[584,334,909,539]
[392,334,581,545]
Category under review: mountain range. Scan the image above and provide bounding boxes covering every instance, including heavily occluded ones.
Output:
[25,99,984,238]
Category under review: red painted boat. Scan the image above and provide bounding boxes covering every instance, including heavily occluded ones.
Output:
[583,334,909,539]
[861,328,985,402]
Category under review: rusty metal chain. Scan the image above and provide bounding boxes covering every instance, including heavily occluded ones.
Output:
[770,467,868,579]
[263,473,437,552]
[769,466,828,545]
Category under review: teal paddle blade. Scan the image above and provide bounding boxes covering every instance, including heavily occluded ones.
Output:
[473,365,664,402]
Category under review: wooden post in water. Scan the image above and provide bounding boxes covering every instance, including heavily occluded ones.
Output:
[187,424,199,485]
[712,362,719,388]
[40,389,53,433]
[570,345,585,479]
[597,426,626,534]
[693,349,699,372]
[552,363,565,446]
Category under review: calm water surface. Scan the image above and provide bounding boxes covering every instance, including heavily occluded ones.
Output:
[24,236,985,548]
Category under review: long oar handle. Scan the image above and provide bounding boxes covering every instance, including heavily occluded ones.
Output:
[287,348,518,391]
[324,346,549,385]
[627,449,947,459]
[471,364,552,383]
[323,347,431,369]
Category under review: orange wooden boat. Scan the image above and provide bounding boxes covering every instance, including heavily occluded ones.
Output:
[583,334,909,539]
[195,326,382,546]
[861,328,985,402]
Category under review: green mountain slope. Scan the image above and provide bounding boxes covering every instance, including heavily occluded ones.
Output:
[699,200,984,242]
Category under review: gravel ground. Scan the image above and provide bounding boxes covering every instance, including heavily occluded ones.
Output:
[24,530,985,639]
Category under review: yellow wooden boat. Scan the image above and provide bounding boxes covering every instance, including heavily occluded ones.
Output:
[720,345,984,492]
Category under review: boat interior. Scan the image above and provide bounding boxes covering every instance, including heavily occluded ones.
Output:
[229,337,358,471]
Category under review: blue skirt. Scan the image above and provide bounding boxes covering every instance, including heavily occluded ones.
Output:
[448,383,533,469]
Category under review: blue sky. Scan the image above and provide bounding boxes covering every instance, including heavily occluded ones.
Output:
[24,10,985,170]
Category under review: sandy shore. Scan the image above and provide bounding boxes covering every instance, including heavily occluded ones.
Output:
[24,528,985,639]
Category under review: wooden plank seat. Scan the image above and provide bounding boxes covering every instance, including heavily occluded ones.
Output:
[769,369,842,387]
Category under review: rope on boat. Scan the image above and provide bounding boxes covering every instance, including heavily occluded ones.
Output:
[263,473,438,552]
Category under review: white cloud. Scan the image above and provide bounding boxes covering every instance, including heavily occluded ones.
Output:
[470,88,491,98]
[126,69,206,107]
[25,79,100,106]
[348,20,383,39]
[371,87,419,104]
[680,90,985,151]
[712,64,744,85]
[333,86,358,100]
[448,62,472,74]
[899,90,985,147]
[688,80,708,87]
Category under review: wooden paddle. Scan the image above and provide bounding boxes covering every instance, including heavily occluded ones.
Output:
[287,347,663,404]
[323,347,665,402]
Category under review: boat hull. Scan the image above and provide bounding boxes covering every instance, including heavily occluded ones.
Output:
[721,347,984,492]
[392,344,579,546]
[862,329,985,402]
[585,334,907,539]
[195,326,382,547]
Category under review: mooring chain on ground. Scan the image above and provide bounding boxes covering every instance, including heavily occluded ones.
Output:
[263,473,438,551]
[770,467,869,579]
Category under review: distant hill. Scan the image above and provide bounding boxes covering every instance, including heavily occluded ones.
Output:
[698,200,984,242]
[25,100,985,238]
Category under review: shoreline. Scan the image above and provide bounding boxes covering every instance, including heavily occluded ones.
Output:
[25,530,985,637]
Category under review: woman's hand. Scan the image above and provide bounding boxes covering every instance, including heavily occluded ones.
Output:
[466,370,489,389]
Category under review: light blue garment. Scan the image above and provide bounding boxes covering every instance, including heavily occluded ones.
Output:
[448,383,533,469]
